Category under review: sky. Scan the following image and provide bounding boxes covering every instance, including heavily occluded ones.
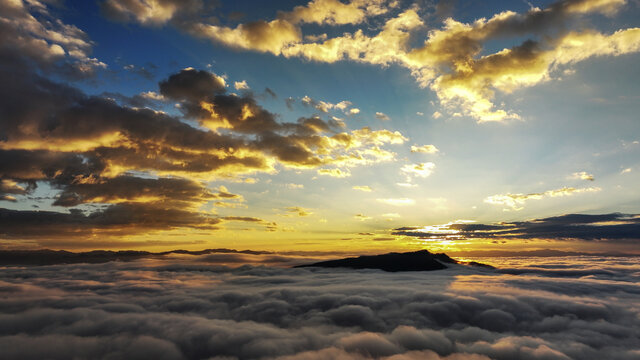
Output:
[1,0,639,254]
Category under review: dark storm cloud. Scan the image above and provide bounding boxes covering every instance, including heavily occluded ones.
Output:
[159,68,227,102]
[0,60,398,239]
[0,205,222,238]
[0,67,261,170]
[0,149,103,184]
[51,176,231,207]
[159,68,341,137]
[0,255,638,359]
[392,213,640,243]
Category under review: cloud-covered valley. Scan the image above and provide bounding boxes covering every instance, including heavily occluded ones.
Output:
[0,254,638,359]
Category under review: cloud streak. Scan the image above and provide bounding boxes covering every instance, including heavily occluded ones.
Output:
[392,212,640,243]
[484,186,601,210]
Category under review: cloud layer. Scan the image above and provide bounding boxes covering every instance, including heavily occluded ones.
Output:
[0,254,638,359]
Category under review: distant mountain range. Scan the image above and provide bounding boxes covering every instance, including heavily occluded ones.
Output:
[295,250,494,272]
[0,248,268,266]
[1,248,631,267]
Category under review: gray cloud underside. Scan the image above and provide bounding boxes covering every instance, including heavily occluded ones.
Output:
[393,213,640,243]
[0,255,639,359]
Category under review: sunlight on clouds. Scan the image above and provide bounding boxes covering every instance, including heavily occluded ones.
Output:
[101,0,189,25]
[410,144,439,154]
[280,0,394,25]
[285,183,304,190]
[234,80,249,90]
[485,186,601,211]
[318,168,351,177]
[189,19,301,55]
[99,0,640,124]
[375,112,391,121]
[2,0,640,250]
[401,162,435,179]
[354,213,372,221]
[0,132,127,152]
[285,206,313,216]
[282,7,423,64]
[570,171,595,181]
[564,0,628,15]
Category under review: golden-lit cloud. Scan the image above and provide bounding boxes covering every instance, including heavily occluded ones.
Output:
[281,8,423,64]
[410,144,439,154]
[401,162,435,179]
[234,80,250,90]
[571,171,595,181]
[317,168,351,178]
[352,185,372,192]
[428,27,640,122]
[0,179,30,202]
[285,206,313,217]
[188,19,301,55]
[485,186,601,211]
[100,0,202,25]
[354,213,372,221]
[300,95,355,114]
[285,183,304,190]
[375,112,390,121]
[279,0,393,26]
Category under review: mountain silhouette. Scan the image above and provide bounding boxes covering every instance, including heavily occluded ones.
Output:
[295,249,494,272]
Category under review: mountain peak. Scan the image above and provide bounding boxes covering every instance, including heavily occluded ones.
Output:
[295,250,493,272]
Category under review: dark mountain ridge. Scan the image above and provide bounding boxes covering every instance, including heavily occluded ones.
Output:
[0,248,269,266]
[295,249,494,272]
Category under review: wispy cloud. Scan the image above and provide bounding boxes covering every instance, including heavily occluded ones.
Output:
[352,185,373,192]
[485,186,600,211]
[570,171,595,181]
[410,144,439,154]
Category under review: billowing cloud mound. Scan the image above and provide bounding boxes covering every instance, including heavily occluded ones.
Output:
[0,254,638,359]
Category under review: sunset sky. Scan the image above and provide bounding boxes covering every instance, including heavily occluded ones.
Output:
[1,0,639,254]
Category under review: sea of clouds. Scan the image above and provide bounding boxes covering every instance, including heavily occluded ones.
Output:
[0,253,639,360]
